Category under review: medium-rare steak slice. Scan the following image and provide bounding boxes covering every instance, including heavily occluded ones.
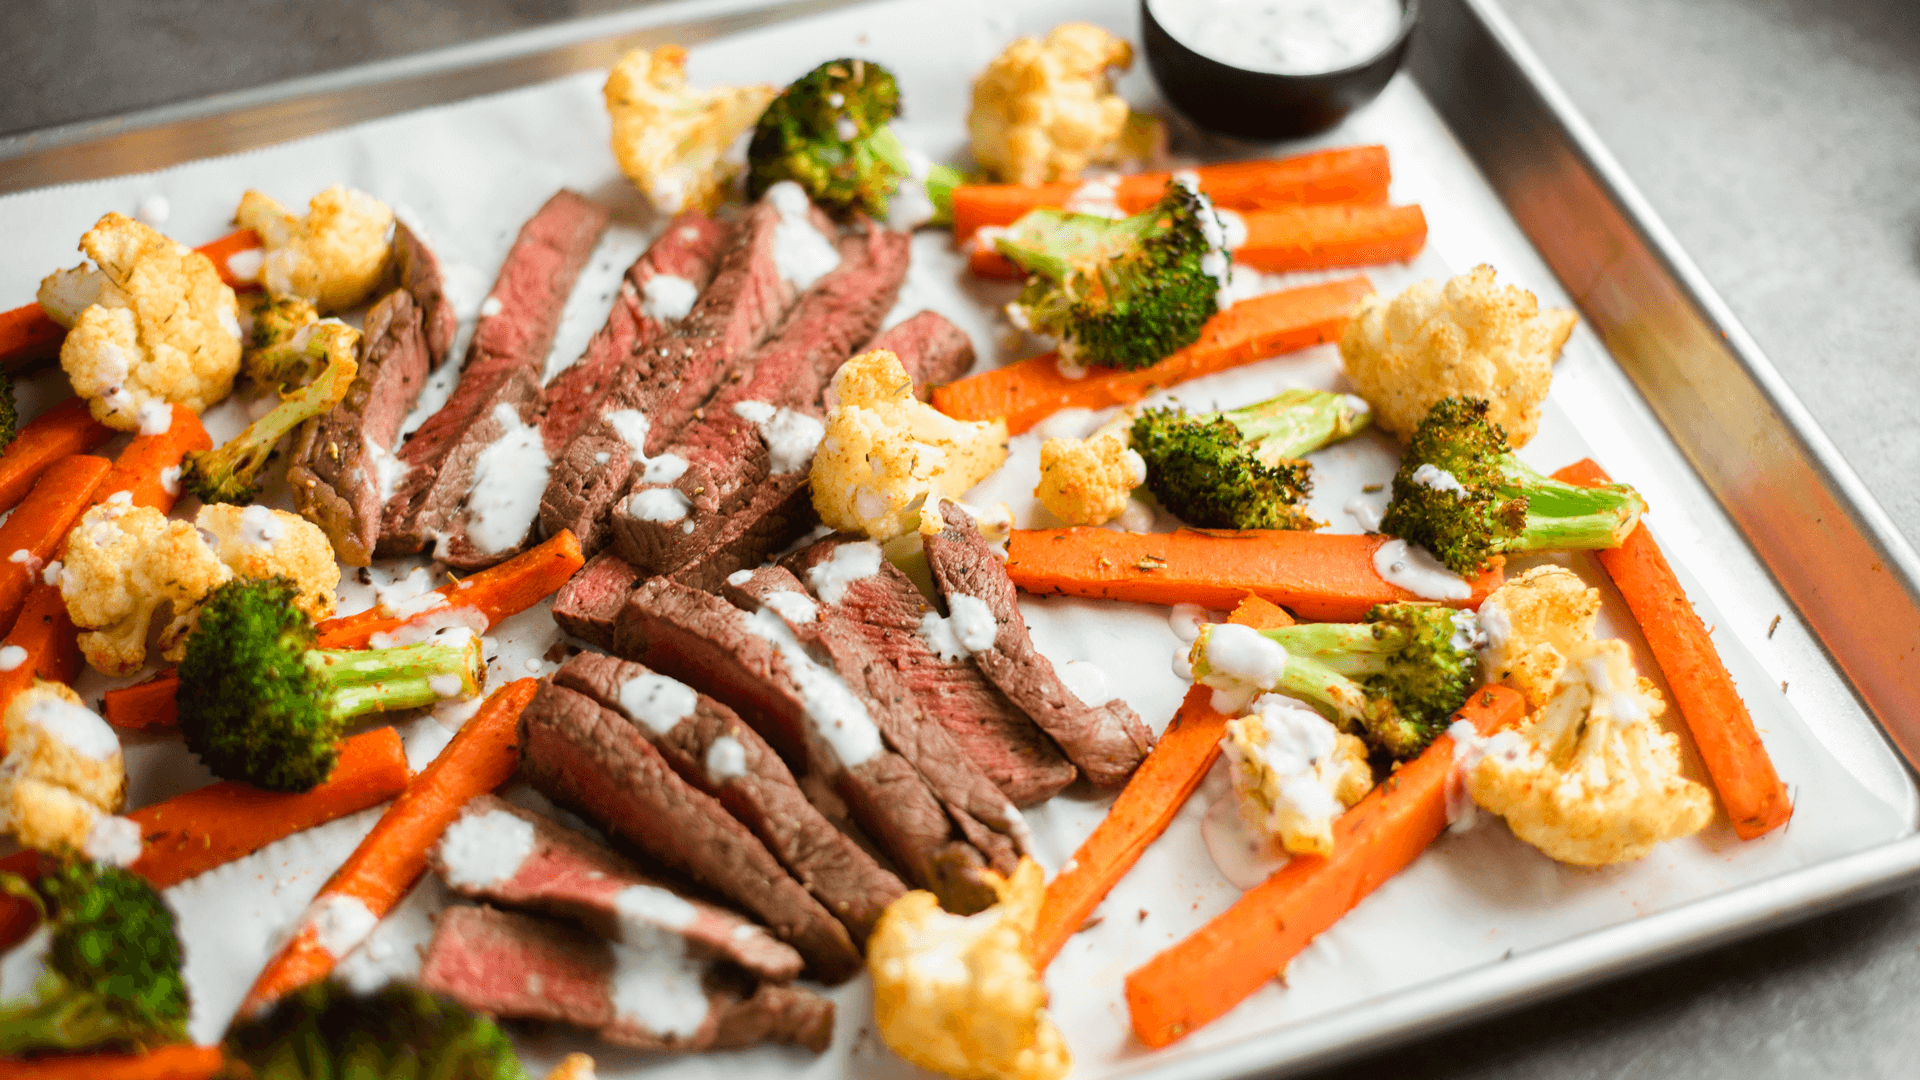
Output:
[551,552,641,649]
[393,218,459,368]
[540,186,837,554]
[421,905,834,1053]
[866,310,976,400]
[541,212,733,453]
[553,651,904,944]
[614,576,1000,914]
[379,190,609,558]
[722,565,1029,876]
[784,536,1076,805]
[431,794,802,980]
[923,500,1155,787]
[288,287,430,566]
[519,679,862,982]
[665,474,819,592]
[609,226,910,577]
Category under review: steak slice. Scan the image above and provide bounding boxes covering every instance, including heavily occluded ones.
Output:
[866,310,976,400]
[614,577,999,914]
[541,212,733,454]
[518,679,862,983]
[551,552,640,649]
[553,651,904,945]
[609,226,910,577]
[664,473,818,593]
[923,500,1155,787]
[393,218,459,368]
[288,287,430,566]
[421,905,834,1053]
[784,536,1076,805]
[380,190,609,557]
[431,794,802,981]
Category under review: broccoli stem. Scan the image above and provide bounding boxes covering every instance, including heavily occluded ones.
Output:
[1259,622,1405,678]
[307,636,483,721]
[1498,458,1644,552]
[184,333,357,504]
[1220,389,1371,465]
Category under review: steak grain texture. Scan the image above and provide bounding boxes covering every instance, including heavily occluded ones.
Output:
[550,552,641,649]
[866,309,977,399]
[392,218,459,368]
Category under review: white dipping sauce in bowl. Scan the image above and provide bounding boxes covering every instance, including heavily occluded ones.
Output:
[1146,0,1405,75]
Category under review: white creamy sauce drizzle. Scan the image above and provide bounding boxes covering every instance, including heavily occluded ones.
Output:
[225,247,264,283]
[919,592,999,661]
[1057,659,1112,707]
[888,148,940,231]
[1149,0,1405,75]
[806,541,882,604]
[1201,790,1288,890]
[608,938,710,1039]
[705,735,749,781]
[1169,603,1210,643]
[0,923,52,1003]
[731,400,825,474]
[1411,463,1469,496]
[160,466,183,496]
[1445,718,1528,831]
[614,884,699,950]
[1062,175,1124,219]
[1581,651,1650,724]
[618,672,700,735]
[1172,644,1195,681]
[1231,692,1344,825]
[640,275,699,321]
[479,295,504,319]
[1174,170,1244,309]
[365,437,412,505]
[766,181,842,289]
[436,808,537,889]
[427,673,468,698]
[135,194,171,227]
[1196,623,1291,714]
[762,589,821,625]
[1372,539,1473,601]
[136,400,172,435]
[0,646,25,672]
[628,488,691,523]
[462,404,551,555]
[84,815,144,867]
[239,504,284,548]
[302,894,380,959]
[603,409,690,485]
[1343,495,1385,532]
[1449,609,1485,653]
[23,697,119,760]
[741,607,882,767]
[1477,598,1513,657]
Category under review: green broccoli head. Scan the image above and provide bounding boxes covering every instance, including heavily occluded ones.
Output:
[182,322,358,505]
[178,576,484,792]
[747,57,910,219]
[0,857,190,1056]
[0,370,19,452]
[1130,389,1368,530]
[1379,396,1647,574]
[999,180,1225,371]
[243,295,322,391]
[223,981,527,1080]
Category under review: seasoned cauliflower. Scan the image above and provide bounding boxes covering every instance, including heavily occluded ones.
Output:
[1466,639,1713,866]
[38,213,243,430]
[194,504,340,623]
[61,498,233,676]
[970,23,1151,185]
[545,1055,598,1080]
[1223,693,1373,856]
[1479,565,1601,709]
[236,185,394,312]
[813,349,1009,540]
[1034,411,1144,526]
[0,681,126,856]
[1340,265,1577,447]
[869,858,1070,1080]
[605,44,777,215]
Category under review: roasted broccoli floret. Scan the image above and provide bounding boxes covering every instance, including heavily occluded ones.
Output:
[998,180,1228,371]
[177,576,483,792]
[0,371,18,452]
[180,321,358,504]
[1190,602,1480,758]
[0,856,189,1055]
[746,57,964,226]
[223,981,528,1080]
[1379,396,1647,574]
[242,295,322,391]
[1132,388,1371,530]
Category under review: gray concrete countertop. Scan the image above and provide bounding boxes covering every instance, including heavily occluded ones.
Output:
[3,0,1915,1076]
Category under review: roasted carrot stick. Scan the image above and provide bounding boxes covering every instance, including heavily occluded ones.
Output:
[3,1044,226,1080]
[198,228,265,292]
[0,726,411,951]
[950,146,1393,242]
[0,586,82,729]
[236,680,536,1016]
[0,455,110,639]
[1552,458,1792,839]
[1125,684,1527,1047]
[102,674,181,734]
[1006,528,1503,623]
[87,404,212,513]
[0,398,114,514]
[932,277,1372,435]
[1033,594,1293,969]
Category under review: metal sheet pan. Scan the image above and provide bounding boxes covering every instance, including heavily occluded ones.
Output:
[5,0,1918,1076]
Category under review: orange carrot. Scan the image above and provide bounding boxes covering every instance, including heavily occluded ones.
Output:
[933,277,1372,435]
[1006,527,1503,623]
[1125,684,1528,1047]
[0,586,82,729]
[0,727,411,951]
[950,146,1393,242]
[197,228,265,292]
[970,203,1428,280]
[0,398,114,514]
[1033,594,1293,969]
[0,455,110,639]
[103,674,181,734]
[236,680,537,1016]
[3,1044,226,1080]
[1552,458,1792,839]
[87,404,212,514]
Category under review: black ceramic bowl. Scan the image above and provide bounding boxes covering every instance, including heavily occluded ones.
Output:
[1140,0,1419,141]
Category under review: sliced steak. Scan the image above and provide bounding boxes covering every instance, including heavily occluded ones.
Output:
[551,552,640,649]
[541,212,733,453]
[923,500,1154,787]
[664,474,819,593]
[721,565,1028,877]
[393,218,459,367]
[614,576,999,914]
[379,190,609,557]
[866,310,976,400]
[785,536,1076,805]
[553,652,904,944]
[288,288,430,566]
[420,905,834,1053]
[518,679,862,982]
[610,226,910,577]
[431,794,802,981]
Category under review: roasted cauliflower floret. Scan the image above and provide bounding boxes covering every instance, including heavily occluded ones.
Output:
[970,23,1153,185]
[1340,265,1577,447]
[194,504,340,623]
[38,213,243,430]
[869,858,1070,1080]
[236,185,394,312]
[1479,565,1601,709]
[1222,693,1373,856]
[1034,411,1144,526]
[1466,638,1713,866]
[60,498,233,676]
[0,681,126,856]
[813,349,1009,540]
[605,44,777,215]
